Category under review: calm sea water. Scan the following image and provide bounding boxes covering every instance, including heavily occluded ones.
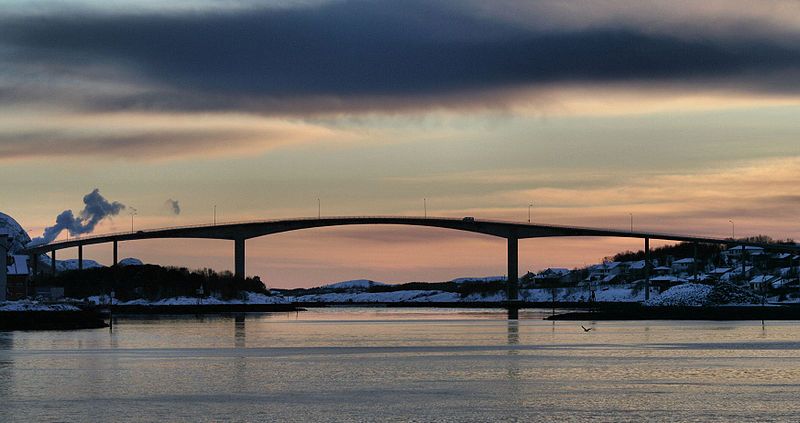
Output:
[2,308,800,422]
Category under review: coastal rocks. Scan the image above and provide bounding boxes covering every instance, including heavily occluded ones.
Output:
[706,281,762,305]
[645,283,712,306]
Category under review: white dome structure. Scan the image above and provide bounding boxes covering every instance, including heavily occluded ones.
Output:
[0,211,32,254]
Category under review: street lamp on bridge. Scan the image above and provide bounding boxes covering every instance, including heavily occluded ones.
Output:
[129,207,138,232]
[729,219,735,239]
[528,202,533,223]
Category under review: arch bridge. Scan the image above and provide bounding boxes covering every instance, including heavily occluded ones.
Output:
[22,216,800,319]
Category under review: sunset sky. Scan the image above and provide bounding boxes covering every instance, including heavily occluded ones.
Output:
[1,0,799,288]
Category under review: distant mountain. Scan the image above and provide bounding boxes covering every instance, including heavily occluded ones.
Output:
[57,259,104,272]
[319,279,387,290]
[119,257,144,266]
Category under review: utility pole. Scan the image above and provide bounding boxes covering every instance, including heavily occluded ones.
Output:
[630,213,633,232]
[424,198,427,218]
[729,220,735,239]
[213,205,217,225]
[317,198,321,219]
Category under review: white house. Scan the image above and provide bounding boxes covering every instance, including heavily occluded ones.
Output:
[749,274,778,292]
[723,245,765,261]
[671,258,697,274]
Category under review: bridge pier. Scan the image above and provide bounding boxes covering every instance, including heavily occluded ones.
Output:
[51,249,56,275]
[507,236,519,320]
[78,244,83,271]
[234,238,245,279]
[644,238,650,301]
[113,240,118,266]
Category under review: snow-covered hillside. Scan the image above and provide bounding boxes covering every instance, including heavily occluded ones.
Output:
[57,259,104,271]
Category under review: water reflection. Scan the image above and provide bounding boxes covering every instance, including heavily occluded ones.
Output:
[3,310,800,422]
[234,314,246,349]
[507,320,519,346]
[0,334,12,423]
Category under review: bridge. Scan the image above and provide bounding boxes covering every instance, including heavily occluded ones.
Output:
[22,216,800,318]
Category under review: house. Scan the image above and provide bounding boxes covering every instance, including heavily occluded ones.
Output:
[627,260,647,271]
[720,266,755,282]
[1,232,7,301]
[749,274,778,293]
[709,267,732,280]
[6,254,30,300]
[653,266,672,275]
[671,258,697,274]
[604,261,626,276]
[768,253,794,268]
[723,245,765,262]
[534,268,571,285]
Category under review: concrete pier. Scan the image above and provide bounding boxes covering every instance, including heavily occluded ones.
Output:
[644,237,650,301]
[78,244,83,271]
[234,238,245,279]
[507,236,519,320]
[51,249,56,275]
[113,240,118,266]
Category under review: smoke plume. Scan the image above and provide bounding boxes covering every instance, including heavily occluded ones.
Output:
[30,189,125,245]
[165,199,181,215]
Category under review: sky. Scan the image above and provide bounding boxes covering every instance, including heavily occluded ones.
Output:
[1,0,799,288]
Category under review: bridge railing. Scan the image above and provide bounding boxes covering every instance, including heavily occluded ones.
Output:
[26,215,796,252]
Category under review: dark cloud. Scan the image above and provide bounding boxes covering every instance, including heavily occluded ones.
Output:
[0,127,305,161]
[2,0,800,114]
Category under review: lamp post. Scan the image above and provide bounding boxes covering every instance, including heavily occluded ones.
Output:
[317,198,321,219]
[424,198,427,219]
[213,205,216,225]
[528,202,533,223]
[629,213,633,232]
[729,220,735,239]
[129,207,138,232]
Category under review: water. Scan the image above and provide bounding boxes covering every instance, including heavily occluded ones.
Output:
[2,308,800,422]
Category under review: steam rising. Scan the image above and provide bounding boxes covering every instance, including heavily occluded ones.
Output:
[30,189,125,245]
[165,199,181,215]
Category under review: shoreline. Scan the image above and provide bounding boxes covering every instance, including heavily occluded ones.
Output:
[546,304,800,321]
[0,310,108,330]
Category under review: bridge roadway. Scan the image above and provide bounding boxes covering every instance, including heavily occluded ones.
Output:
[22,216,800,319]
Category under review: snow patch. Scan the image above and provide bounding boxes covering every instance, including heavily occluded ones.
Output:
[0,300,80,312]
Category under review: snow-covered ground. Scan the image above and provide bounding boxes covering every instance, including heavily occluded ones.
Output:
[315,279,387,290]
[0,300,80,312]
[58,281,781,307]
[83,292,291,306]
